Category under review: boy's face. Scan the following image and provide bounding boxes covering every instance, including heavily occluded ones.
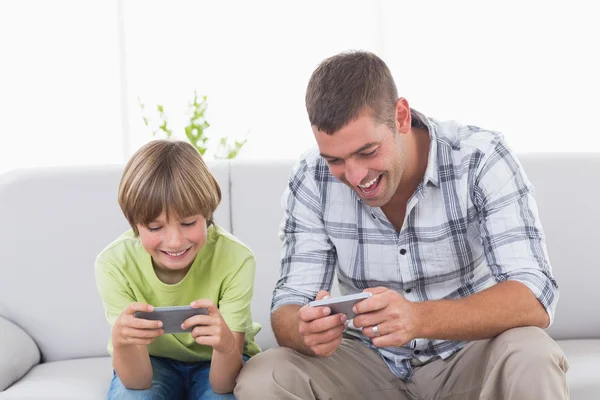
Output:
[137,211,207,272]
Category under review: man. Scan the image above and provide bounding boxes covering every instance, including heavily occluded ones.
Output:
[235,51,568,399]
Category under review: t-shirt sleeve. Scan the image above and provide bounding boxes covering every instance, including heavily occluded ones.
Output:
[94,252,136,330]
[218,254,256,334]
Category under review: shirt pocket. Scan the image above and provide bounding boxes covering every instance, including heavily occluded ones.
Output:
[419,240,457,277]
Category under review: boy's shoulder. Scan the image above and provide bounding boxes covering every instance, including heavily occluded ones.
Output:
[95,229,144,269]
[209,225,254,260]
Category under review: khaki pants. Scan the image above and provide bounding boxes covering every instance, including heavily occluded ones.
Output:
[235,327,569,400]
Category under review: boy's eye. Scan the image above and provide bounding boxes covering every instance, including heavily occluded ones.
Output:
[147,226,162,232]
[182,220,197,227]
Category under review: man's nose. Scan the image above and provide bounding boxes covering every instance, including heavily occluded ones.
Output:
[344,161,368,187]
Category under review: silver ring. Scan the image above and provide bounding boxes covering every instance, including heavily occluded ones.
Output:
[373,325,380,337]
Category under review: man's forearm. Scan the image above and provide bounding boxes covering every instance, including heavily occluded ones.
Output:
[416,280,550,341]
[112,344,152,389]
[271,304,316,356]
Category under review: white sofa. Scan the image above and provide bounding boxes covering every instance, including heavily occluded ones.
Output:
[0,155,599,399]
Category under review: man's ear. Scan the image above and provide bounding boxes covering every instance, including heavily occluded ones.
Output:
[395,97,411,134]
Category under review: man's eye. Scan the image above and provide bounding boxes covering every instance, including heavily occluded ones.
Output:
[327,159,342,165]
[182,221,197,227]
[361,149,377,157]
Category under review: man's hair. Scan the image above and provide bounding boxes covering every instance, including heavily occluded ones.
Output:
[118,139,222,236]
[305,50,399,134]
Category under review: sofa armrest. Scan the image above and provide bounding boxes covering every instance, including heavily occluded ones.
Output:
[0,316,40,391]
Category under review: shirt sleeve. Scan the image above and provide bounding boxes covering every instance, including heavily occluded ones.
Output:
[473,137,559,325]
[271,160,337,313]
[219,255,257,333]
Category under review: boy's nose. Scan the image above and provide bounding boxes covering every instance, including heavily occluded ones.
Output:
[165,230,184,248]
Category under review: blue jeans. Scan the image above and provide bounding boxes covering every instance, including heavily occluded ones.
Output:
[108,355,250,399]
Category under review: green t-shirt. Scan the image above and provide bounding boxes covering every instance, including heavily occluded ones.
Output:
[95,224,261,362]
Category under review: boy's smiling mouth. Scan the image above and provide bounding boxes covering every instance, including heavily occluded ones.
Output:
[161,247,191,258]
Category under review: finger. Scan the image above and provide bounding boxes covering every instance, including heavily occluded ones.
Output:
[299,314,346,336]
[127,314,163,330]
[303,324,345,347]
[122,327,164,340]
[298,303,331,323]
[124,302,154,315]
[194,335,219,347]
[311,335,343,357]
[372,332,410,348]
[353,293,388,315]
[361,321,392,339]
[315,290,331,301]
[352,310,386,328]
[181,314,214,330]
[190,299,217,313]
[125,337,156,346]
[191,325,216,338]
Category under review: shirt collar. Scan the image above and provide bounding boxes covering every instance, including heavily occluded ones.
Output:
[411,108,439,188]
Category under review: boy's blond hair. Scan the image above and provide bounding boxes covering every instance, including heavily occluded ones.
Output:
[118,139,222,236]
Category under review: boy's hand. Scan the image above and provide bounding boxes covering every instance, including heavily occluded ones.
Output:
[112,302,164,348]
[182,300,237,354]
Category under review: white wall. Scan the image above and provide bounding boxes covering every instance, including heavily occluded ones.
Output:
[0,0,124,173]
[1,0,598,174]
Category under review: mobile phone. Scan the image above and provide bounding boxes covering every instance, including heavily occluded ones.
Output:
[134,305,208,334]
[308,292,372,319]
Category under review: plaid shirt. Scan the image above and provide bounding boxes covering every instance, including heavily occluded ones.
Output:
[272,110,558,381]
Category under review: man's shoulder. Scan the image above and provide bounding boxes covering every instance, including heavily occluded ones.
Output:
[433,118,506,166]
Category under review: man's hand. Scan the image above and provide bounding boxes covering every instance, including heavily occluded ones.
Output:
[298,290,347,356]
[352,287,422,348]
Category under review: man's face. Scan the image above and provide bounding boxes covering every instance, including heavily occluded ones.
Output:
[137,211,207,272]
[314,109,407,208]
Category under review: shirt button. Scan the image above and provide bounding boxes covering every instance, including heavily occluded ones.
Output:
[414,350,421,356]
[405,288,412,294]
[400,248,407,255]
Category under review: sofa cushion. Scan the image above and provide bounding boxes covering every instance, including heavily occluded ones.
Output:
[557,339,600,400]
[0,162,230,362]
[0,317,40,391]
[0,357,112,399]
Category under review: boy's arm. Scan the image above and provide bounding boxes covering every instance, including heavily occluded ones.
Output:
[208,255,255,392]
[209,332,245,394]
[95,257,154,389]
[112,341,153,389]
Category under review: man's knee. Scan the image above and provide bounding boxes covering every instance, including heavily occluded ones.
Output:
[236,347,306,393]
[490,326,568,372]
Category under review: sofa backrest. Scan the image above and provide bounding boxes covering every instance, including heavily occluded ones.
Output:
[518,153,600,340]
[0,162,231,362]
[0,154,598,362]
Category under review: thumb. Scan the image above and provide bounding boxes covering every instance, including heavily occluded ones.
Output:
[316,290,331,300]
[363,287,388,296]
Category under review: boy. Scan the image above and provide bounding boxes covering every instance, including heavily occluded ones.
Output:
[95,139,260,399]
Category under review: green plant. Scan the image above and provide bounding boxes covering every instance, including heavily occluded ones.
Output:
[139,91,247,159]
